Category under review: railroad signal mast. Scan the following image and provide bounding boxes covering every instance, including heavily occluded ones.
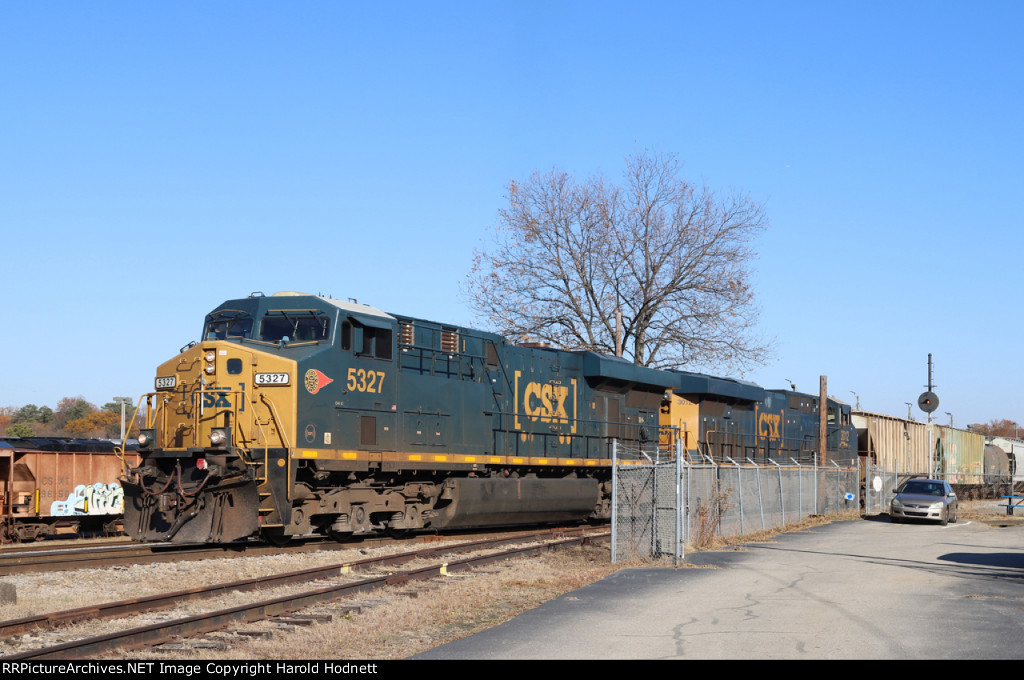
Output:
[918,353,939,423]
[918,353,940,477]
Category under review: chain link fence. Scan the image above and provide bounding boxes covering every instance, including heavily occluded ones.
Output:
[612,441,861,563]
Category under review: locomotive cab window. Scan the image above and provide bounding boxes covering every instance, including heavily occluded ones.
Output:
[344,316,394,360]
[358,326,393,360]
[259,311,331,343]
[205,311,254,340]
[341,321,353,351]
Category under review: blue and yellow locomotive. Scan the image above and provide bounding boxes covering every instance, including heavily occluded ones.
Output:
[121,292,857,543]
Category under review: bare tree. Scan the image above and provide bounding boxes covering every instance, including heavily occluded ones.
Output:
[466,151,774,372]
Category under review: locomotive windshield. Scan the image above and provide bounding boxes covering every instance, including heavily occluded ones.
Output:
[204,310,254,340]
[259,310,331,343]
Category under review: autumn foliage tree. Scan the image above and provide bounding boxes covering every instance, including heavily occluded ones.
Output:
[969,419,1022,438]
[466,151,774,372]
[64,410,119,437]
[2,396,138,438]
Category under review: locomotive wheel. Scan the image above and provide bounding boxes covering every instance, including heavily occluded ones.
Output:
[261,527,292,546]
[384,526,411,539]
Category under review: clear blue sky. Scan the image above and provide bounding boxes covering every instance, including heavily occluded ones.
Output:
[2,1,1021,428]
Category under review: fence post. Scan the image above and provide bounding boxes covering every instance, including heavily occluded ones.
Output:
[832,461,841,514]
[814,458,820,515]
[611,439,618,564]
[749,457,766,530]
[676,438,684,565]
[770,458,785,525]
[726,457,743,535]
[651,460,658,560]
[790,458,803,520]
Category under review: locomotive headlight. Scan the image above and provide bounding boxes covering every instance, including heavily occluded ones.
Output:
[138,429,155,448]
[205,351,216,362]
[209,428,229,447]
[205,362,216,374]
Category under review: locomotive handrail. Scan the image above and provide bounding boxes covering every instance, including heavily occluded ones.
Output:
[489,411,677,462]
[398,340,487,381]
[115,393,161,474]
[489,408,670,437]
[258,391,292,497]
[703,427,823,466]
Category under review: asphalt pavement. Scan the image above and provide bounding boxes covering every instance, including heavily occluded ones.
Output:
[415,517,1024,660]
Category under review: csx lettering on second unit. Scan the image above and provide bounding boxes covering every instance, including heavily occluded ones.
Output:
[758,412,782,440]
[522,382,571,423]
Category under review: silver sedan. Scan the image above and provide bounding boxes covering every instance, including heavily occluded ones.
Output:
[890,478,958,525]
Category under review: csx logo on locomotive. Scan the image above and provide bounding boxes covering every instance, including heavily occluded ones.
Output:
[514,372,577,431]
[202,391,233,408]
[197,383,247,411]
[758,411,782,441]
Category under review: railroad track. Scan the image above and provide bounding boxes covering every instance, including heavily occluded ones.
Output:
[0,538,352,576]
[0,537,134,554]
[0,525,569,576]
[1,526,609,659]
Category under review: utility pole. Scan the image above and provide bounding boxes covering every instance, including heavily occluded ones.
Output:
[818,375,827,465]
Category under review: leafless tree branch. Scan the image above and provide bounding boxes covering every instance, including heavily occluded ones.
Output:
[464,151,776,373]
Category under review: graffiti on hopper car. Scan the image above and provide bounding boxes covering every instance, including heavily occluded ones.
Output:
[49,483,125,516]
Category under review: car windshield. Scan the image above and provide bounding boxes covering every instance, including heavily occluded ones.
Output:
[901,481,945,496]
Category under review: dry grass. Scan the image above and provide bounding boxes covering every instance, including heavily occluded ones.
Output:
[685,509,863,553]
[957,498,1024,524]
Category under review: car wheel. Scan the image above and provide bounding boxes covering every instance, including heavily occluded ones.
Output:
[950,506,957,523]
[940,509,948,526]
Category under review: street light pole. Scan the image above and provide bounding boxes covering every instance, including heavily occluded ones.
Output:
[113,397,132,442]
